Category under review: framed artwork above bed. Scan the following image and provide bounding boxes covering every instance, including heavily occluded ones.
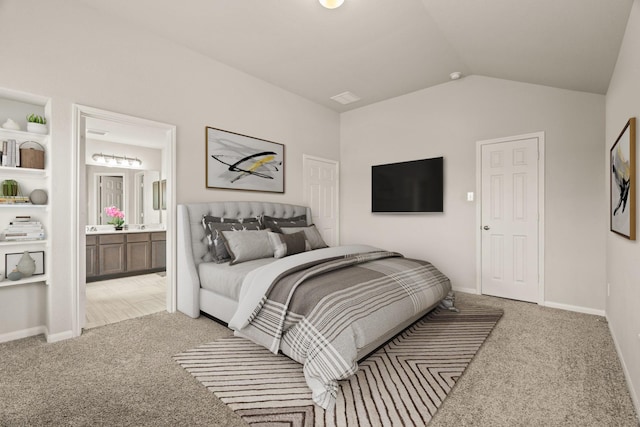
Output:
[610,117,636,240]
[205,126,285,193]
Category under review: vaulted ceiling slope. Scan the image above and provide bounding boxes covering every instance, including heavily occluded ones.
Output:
[80,0,633,112]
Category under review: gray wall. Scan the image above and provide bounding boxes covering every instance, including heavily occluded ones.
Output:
[340,75,606,311]
[0,0,340,340]
[605,0,640,414]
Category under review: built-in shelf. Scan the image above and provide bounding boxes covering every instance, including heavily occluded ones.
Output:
[0,128,48,141]
[0,239,47,247]
[0,166,46,176]
[0,204,47,209]
[0,274,47,288]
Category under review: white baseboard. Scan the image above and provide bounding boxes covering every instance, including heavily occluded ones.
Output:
[606,313,640,423]
[542,301,605,317]
[0,326,46,344]
[46,329,74,343]
[452,286,479,295]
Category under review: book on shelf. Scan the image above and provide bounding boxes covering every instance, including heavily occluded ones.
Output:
[0,196,30,204]
[2,216,45,241]
[1,139,18,167]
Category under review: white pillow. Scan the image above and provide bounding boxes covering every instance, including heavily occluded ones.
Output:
[281,225,328,250]
[221,230,273,265]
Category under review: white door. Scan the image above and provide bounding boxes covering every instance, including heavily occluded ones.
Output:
[99,176,123,224]
[480,136,541,303]
[303,155,339,246]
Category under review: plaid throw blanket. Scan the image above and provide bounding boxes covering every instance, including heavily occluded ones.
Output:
[233,249,451,409]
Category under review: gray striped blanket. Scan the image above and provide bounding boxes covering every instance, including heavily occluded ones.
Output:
[232,249,451,409]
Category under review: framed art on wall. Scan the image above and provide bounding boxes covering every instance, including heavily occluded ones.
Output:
[5,251,45,278]
[205,126,285,193]
[610,117,636,240]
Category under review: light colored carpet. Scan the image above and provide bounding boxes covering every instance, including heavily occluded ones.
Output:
[175,304,503,426]
[0,292,637,426]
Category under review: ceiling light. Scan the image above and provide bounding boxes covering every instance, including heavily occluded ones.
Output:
[449,72,462,80]
[330,91,361,105]
[319,0,344,9]
[91,153,142,168]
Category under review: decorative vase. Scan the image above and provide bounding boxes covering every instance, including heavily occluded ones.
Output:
[115,226,123,231]
[27,122,48,135]
[8,270,22,281]
[17,251,36,277]
[29,189,48,205]
[2,180,18,196]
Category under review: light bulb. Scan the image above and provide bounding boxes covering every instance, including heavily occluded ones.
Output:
[319,0,344,9]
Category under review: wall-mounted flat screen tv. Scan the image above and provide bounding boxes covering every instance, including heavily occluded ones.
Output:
[372,157,443,213]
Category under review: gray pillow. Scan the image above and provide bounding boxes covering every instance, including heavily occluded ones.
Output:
[204,218,262,263]
[261,214,307,233]
[281,225,328,250]
[221,230,274,265]
[268,231,309,258]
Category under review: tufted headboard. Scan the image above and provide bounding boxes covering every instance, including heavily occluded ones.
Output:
[176,201,312,318]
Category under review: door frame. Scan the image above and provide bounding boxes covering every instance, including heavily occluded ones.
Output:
[475,131,545,304]
[71,104,177,337]
[302,154,340,246]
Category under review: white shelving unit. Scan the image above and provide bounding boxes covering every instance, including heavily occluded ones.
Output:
[0,90,51,288]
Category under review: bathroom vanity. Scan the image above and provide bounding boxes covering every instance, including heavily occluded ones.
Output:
[86,228,166,282]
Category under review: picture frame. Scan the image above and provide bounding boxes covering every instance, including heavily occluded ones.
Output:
[205,126,285,193]
[152,179,166,210]
[5,251,45,278]
[610,117,636,240]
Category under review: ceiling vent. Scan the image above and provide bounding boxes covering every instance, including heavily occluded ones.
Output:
[330,91,361,105]
[87,129,109,136]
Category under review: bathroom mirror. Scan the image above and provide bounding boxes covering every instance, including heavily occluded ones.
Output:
[86,165,164,226]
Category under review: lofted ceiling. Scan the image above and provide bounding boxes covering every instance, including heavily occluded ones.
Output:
[79,0,634,112]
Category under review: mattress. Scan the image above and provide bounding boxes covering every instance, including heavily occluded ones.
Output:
[198,257,276,301]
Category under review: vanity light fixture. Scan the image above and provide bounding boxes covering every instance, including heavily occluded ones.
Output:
[92,153,142,167]
[319,0,344,9]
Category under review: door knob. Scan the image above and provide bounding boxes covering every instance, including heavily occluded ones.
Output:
[483,225,490,230]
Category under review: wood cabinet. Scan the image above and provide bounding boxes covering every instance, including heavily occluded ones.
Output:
[151,232,166,269]
[87,231,165,282]
[86,235,98,278]
[98,234,126,276]
[126,233,151,272]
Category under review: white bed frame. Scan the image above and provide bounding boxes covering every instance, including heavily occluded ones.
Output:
[176,201,311,322]
[177,200,444,360]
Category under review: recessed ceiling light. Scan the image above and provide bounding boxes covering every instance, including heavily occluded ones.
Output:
[330,91,361,105]
[449,72,463,80]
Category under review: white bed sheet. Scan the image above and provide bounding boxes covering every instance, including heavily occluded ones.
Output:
[198,257,276,301]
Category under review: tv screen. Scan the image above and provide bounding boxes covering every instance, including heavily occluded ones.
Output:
[372,157,443,213]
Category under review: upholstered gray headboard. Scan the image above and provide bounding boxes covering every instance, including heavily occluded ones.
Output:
[176,201,312,318]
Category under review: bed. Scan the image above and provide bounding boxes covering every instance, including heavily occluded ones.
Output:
[177,201,451,408]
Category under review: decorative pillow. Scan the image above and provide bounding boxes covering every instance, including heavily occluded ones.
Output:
[221,230,273,265]
[202,216,262,263]
[268,231,310,258]
[261,214,307,233]
[281,225,328,250]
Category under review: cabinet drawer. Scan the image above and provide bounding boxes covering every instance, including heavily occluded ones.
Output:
[151,232,166,241]
[98,234,125,244]
[126,232,150,243]
[86,235,97,245]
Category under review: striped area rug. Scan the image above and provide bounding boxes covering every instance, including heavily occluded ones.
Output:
[174,304,503,426]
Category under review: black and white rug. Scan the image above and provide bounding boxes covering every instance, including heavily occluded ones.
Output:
[174,304,503,426]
